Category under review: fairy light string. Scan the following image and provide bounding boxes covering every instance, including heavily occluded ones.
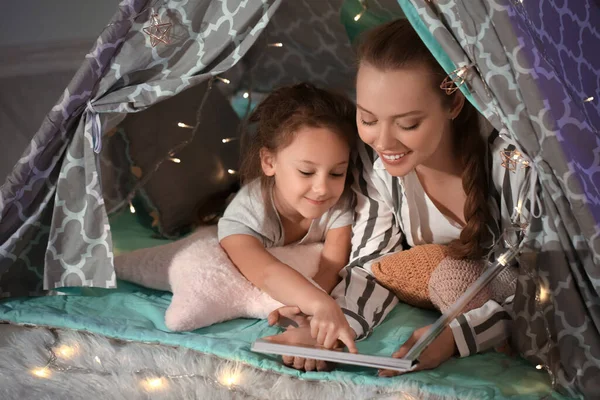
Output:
[29,336,251,396]
[354,1,368,21]
[107,75,216,215]
[509,0,598,133]
[26,329,435,398]
[109,29,284,215]
[423,0,556,379]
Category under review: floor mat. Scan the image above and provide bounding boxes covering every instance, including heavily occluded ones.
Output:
[0,281,565,400]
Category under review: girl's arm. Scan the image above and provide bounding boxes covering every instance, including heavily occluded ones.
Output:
[222,233,358,351]
[312,225,352,294]
[220,234,339,316]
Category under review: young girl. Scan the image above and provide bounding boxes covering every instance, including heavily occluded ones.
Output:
[218,83,358,353]
[272,19,531,373]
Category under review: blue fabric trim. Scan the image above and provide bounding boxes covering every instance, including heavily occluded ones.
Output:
[396,0,482,114]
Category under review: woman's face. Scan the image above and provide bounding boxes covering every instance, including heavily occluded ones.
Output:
[355,63,459,177]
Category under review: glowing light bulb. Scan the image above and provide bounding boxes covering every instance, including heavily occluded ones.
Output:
[141,377,167,391]
[221,137,237,143]
[129,202,136,214]
[227,169,237,175]
[354,9,365,21]
[94,356,102,365]
[514,199,523,216]
[456,66,469,78]
[243,92,249,99]
[538,286,549,302]
[177,122,194,129]
[584,96,594,103]
[31,367,51,378]
[216,77,231,84]
[55,345,76,359]
[536,364,543,370]
[219,372,239,387]
[168,157,181,164]
[497,252,509,266]
[268,42,283,47]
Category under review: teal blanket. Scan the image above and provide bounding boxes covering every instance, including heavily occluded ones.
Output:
[0,212,564,399]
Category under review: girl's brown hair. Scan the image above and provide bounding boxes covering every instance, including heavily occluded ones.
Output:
[239,83,357,193]
[357,19,491,260]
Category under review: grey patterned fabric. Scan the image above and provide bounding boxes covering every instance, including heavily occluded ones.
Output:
[405,0,599,397]
[2,0,598,397]
[99,128,134,217]
[0,0,280,297]
[243,0,403,95]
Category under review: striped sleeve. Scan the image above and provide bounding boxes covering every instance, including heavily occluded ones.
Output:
[331,143,405,340]
[450,298,514,357]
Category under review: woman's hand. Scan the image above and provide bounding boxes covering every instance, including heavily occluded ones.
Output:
[267,327,336,372]
[309,298,358,353]
[378,325,458,377]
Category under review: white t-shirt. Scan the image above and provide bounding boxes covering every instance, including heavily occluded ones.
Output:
[218,179,354,247]
[392,163,463,247]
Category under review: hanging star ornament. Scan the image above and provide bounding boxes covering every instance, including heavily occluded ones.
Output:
[500,149,530,172]
[440,64,474,95]
[500,149,518,172]
[143,12,172,47]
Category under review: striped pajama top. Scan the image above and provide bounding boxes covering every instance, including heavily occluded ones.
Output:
[331,129,531,358]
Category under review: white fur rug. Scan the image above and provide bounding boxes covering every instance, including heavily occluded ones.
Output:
[0,324,463,400]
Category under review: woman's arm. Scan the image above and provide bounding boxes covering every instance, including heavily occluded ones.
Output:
[312,225,352,294]
[332,143,406,340]
[449,297,513,357]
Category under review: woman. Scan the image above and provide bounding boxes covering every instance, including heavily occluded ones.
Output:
[270,19,530,374]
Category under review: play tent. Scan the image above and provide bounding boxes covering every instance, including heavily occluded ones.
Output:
[0,0,598,398]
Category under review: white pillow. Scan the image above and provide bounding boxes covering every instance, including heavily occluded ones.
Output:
[115,226,322,331]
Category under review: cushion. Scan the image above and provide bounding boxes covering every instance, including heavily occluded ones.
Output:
[428,257,495,313]
[429,257,518,313]
[114,225,323,331]
[371,244,518,313]
[371,244,448,309]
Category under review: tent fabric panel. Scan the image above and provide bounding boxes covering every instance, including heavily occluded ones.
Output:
[0,0,281,297]
[402,0,600,397]
[0,0,146,297]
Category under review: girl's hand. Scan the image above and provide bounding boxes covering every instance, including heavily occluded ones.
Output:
[378,325,458,377]
[268,306,310,329]
[310,299,358,353]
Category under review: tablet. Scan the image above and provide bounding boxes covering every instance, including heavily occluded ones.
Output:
[251,337,415,372]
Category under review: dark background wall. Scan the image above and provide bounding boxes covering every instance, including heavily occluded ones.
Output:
[0,0,121,183]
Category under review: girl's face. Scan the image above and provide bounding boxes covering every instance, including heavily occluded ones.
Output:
[355,63,461,177]
[261,126,350,222]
